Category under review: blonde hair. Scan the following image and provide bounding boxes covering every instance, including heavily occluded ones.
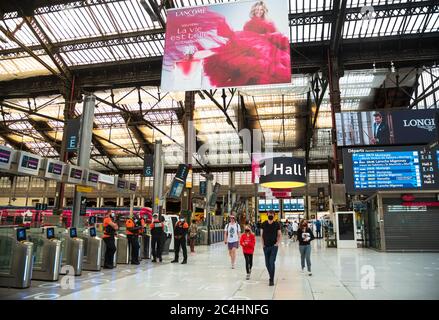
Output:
[250,1,268,18]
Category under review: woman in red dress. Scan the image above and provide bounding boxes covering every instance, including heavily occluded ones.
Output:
[203,1,291,87]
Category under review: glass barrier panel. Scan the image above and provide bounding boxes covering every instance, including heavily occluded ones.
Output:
[0,227,15,274]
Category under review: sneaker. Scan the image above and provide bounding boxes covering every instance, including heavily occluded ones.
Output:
[301,269,305,274]
[231,264,235,269]
[308,271,312,276]
[246,274,250,280]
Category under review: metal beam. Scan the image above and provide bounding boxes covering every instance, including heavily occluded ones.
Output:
[27,118,61,153]
[330,0,347,54]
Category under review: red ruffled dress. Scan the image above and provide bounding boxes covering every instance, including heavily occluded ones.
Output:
[203,17,291,87]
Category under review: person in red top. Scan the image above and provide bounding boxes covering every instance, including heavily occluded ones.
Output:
[240,224,256,280]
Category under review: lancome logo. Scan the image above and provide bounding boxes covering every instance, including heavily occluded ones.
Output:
[403,118,436,132]
[175,7,206,17]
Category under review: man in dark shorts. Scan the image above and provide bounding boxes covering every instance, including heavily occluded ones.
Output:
[261,211,281,286]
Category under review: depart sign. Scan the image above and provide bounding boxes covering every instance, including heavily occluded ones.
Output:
[259,157,306,189]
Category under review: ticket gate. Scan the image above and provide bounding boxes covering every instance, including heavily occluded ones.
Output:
[60,227,84,276]
[29,227,62,281]
[141,233,151,259]
[0,227,33,288]
[81,227,102,271]
[116,234,130,264]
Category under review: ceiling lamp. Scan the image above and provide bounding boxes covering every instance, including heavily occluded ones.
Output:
[259,157,306,189]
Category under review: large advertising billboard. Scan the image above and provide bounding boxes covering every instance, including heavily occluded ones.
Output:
[161,0,291,91]
[336,109,438,147]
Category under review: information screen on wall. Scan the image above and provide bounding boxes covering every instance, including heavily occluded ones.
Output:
[67,166,84,184]
[343,146,439,193]
[161,0,290,91]
[258,199,266,212]
[45,160,65,181]
[169,179,184,199]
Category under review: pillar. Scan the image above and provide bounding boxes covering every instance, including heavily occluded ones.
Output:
[72,95,95,228]
[152,140,164,216]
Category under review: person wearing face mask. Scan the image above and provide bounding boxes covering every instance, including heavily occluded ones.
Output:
[261,211,281,286]
[103,210,118,269]
[125,211,143,265]
[297,219,315,276]
[240,225,256,280]
[171,215,189,264]
[150,213,165,263]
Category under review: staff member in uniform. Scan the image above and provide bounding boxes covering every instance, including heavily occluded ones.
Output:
[150,213,165,263]
[171,215,189,264]
[125,212,142,265]
[103,210,118,269]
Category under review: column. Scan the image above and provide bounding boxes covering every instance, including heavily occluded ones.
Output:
[72,95,95,228]
[152,140,164,216]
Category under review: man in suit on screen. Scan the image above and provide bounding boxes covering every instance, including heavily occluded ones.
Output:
[370,112,390,145]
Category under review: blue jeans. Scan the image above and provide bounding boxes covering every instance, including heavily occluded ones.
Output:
[263,245,278,281]
[299,245,311,271]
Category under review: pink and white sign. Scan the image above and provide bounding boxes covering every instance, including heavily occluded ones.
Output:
[161,0,291,91]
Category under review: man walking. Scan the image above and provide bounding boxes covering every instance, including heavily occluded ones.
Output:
[261,211,281,286]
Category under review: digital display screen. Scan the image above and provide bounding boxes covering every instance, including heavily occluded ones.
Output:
[88,216,96,225]
[282,198,305,212]
[272,199,279,211]
[343,146,439,192]
[129,183,137,191]
[48,162,63,175]
[21,155,39,170]
[16,228,26,241]
[265,200,273,211]
[175,164,189,182]
[70,168,83,180]
[117,180,126,189]
[46,227,55,239]
[89,227,96,237]
[69,227,77,238]
[338,214,355,240]
[88,172,99,183]
[258,199,266,212]
[0,149,11,164]
[169,179,184,198]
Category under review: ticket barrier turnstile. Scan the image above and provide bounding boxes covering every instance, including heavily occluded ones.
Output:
[0,227,33,288]
[116,234,130,264]
[29,227,62,281]
[60,227,84,276]
[141,234,151,259]
[81,227,102,271]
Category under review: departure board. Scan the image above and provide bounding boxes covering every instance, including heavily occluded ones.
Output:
[88,172,99,183]
[70,168,83,180]
[0,148,11,164]
[343,146,439,193]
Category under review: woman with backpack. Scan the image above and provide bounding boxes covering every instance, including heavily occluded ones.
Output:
[240,224,256,280]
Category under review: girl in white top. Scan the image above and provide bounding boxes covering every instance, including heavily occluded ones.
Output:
[224,215,241,269]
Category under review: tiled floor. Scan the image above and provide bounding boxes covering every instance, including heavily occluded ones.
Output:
[1,237,438,300]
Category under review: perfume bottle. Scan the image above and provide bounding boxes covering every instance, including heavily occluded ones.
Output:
[174,46,202,80]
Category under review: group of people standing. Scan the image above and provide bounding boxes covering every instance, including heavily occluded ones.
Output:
[224,212,315,286]
[102,210,199,268]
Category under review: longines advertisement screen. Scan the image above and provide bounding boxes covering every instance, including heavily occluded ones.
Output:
[336,109,438,147]
[161,0,291,91]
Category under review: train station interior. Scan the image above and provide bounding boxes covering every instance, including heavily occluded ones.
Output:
[0,0,438,301]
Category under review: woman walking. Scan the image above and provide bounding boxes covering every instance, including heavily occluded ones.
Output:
[297,219,315,276]
[240,225,256,280]
[224,215,241,269]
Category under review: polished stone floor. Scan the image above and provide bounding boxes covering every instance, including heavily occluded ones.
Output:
[1,237,438,300]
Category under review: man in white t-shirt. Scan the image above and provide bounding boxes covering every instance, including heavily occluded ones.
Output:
[224,215,241,269]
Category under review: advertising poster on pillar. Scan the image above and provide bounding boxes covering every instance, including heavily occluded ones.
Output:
[336,109,438,147]
[161,0,291,91]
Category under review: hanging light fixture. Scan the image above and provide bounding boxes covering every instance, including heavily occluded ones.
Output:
[373,62,377,73]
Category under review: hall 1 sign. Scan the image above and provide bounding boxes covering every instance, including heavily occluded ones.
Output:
[259,157,306,189]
